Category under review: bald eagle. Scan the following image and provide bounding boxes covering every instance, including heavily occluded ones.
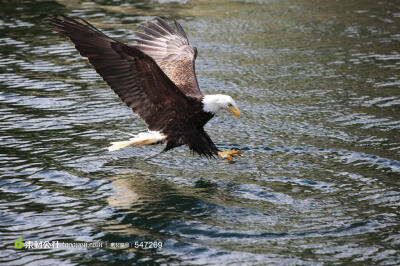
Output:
[49,16,242,162]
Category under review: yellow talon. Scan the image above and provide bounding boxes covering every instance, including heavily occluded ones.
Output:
[218,150,243,163]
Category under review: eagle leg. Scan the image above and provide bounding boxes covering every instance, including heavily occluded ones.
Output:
[217,150,243,163]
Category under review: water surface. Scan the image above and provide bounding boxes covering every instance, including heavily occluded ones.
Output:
[1,0,400,264]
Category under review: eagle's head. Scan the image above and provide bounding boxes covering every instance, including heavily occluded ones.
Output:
[202,94,240,118]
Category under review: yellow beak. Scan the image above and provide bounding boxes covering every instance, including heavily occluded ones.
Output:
[228,106,240,118]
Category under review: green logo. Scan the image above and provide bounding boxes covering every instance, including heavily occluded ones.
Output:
[15,237,24,249]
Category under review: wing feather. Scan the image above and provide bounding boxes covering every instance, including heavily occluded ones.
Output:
[155,17,177,35]
[49,16,194,132]
[138,25,163,38]
[133,17,201,96]
[146,21,170,36]
[132,31,155,41]
[174,19,188,40]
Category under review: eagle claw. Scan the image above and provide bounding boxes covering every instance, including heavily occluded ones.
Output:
[218,150,243,163]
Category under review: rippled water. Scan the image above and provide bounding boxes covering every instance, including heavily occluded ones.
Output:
[1,0,400,264]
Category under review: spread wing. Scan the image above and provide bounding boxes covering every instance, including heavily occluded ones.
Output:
[48,16,194,132]
[133,17,202,97]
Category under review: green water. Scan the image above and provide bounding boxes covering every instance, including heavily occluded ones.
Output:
[1,0,399,264]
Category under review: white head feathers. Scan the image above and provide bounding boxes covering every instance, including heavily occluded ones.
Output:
[202,94,238,113]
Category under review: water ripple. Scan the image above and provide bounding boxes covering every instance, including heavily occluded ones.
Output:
[0,0,399,264]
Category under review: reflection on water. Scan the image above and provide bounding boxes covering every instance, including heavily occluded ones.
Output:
[1,0,400,264]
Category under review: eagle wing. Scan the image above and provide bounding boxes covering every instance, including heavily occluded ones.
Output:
[49,16,194,132]
[133,17,202,97]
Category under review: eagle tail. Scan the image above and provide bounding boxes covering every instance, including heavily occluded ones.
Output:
[107,131,167,151]
[108,140,138,151]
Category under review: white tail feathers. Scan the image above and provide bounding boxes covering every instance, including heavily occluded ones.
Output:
[107,131,166,151]
[108,140,138,151]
